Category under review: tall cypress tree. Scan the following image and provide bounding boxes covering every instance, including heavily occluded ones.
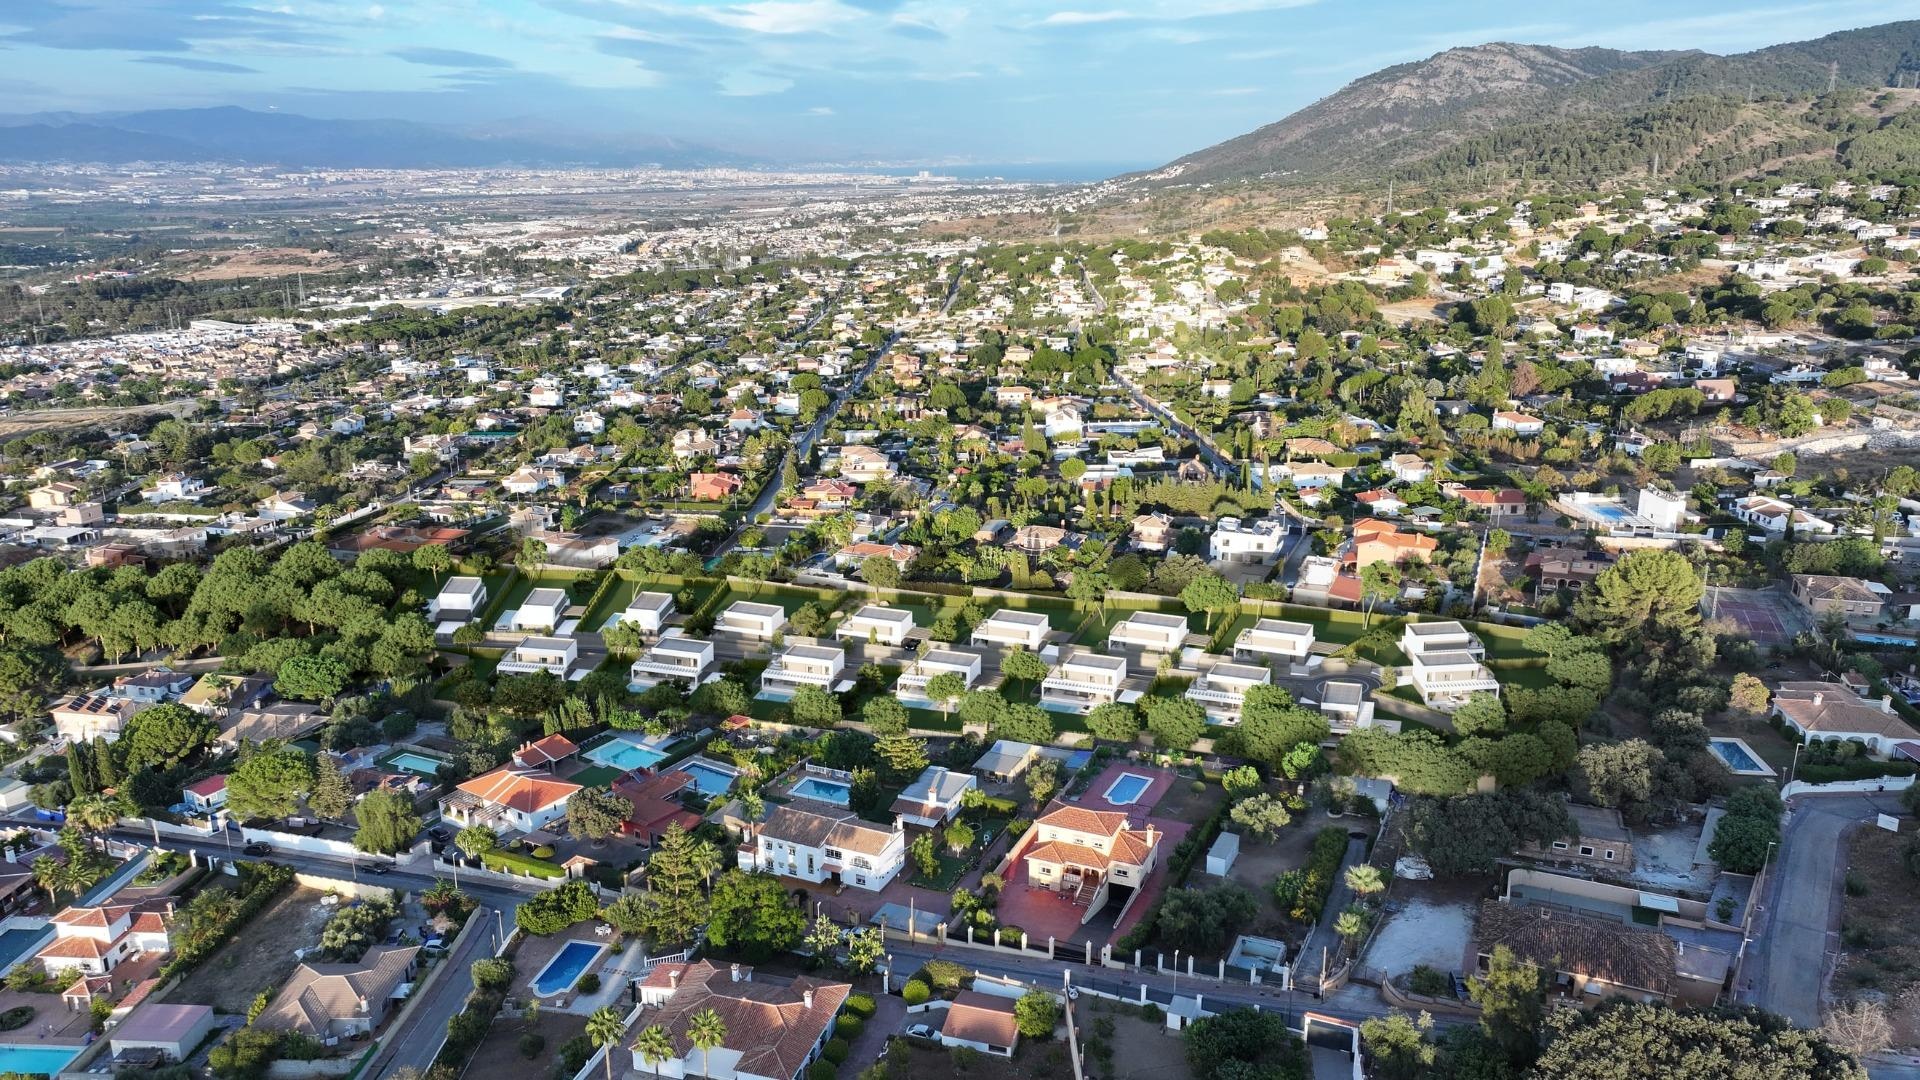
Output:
[67,746,96,797]
[92,737,120,790]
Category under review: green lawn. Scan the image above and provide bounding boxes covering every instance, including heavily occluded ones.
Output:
[1072,605,1207,647]
[711,581,845,619]
[1491,660,1554,690]
[581,575,642,631]
[870,592,967,629]
[568,765,625,789]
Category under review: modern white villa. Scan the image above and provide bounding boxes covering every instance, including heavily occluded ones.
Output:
[895,649,983,707]
[971,609,1050,650]
[628,635,717,689]
[759,644,850,699]
[1106,611,1189,654]
[618,591,675,634]
[1184,661,1272,723]
[508,587,570,633]
[1232,618,1316,663]
[715,600,787,640]
[428,576,488,623]
[891,764,978,829]
[496,635,578,678]
[1039,648,1130,713]
[835,605,915,647]
[1400,621,1500,709]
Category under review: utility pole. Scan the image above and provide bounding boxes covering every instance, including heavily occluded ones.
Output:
[1828,61,1838,94]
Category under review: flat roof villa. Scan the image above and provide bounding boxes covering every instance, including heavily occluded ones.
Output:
[508,587,570,633]
[428,575,486,622]
[619,590,676,633]
[835,605,914,647]
[971,609,1050,650]
[895,649,983,706]
[759,644,851,700]
[1318,680,1385,733]
[629,634,717,689]
[1184,661,1272,723]
[1106,611,1188,654]
[1401,621,1500,710]
[1040,648,1130,713]
[716,601,787,640]
[496,635,578,678]
[1232,619,1315,663]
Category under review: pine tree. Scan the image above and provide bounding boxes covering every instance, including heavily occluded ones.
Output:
[308,754,353,822]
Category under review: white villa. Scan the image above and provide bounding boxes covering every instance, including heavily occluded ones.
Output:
[1039,648,1129,713]
[836,605,914,647]
[1232,618,1316,663]
[1209,516,1287,564]
[971,610,1050,650]
[629,635,717,689]
[759,644,850,699]
[715,601,787,640]
[619,591,675,634]
[496,635,578,678]
[428,576,488,622]
[1401,621,1500,709]
[891,765,978,829]
[1106,611,1189,654]
[738,803,906,891]
[895,650,982,707]
[1319,680,1383,733]
[1184,661,1272,723]
[508,588,569,633]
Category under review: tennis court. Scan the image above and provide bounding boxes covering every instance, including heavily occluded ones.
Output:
[1704,587,1802,646]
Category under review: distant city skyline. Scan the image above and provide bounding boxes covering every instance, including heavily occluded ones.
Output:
[3,0,1918,165]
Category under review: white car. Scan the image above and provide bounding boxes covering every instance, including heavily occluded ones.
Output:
[904,1024,936,1040]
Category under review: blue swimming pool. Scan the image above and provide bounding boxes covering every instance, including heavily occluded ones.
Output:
[678,758,738,796]
[0,1045,83,1076]
[586,736,669,772]
[1708,739,1773,775]
[791,777,851,806]
[531,940,604,997]
[1104,773,1153,805]
[388,752,446,776]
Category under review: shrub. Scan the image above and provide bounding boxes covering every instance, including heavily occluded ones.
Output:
[823,1037,850,1064]
[558,1035,594,1074]
[921,959,969,990]
[836,1015,864,1039]
[951,1045,980,1070]
[844,992,876,1018]
[577,973,600,994]
[0,1006,33,1032]
[471,958,515,992]
[901,980,931,1006]
[515,881,599,935]
[518,1034,546,1059]
[531,845,556,859]
[1408,966,1451,997]
[807,1062,837,1080]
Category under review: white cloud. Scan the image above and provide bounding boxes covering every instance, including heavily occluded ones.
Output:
[805,105,833,114]
[718,69,794,95]
[1041,10,1132,25]
[704,0,862,35]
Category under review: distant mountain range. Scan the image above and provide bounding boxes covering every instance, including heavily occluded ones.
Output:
[1139,20,1920,192]
[0,106,749,169]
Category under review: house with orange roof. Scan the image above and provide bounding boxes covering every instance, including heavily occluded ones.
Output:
[689,472,744,502]
[1348,518,1438,569]
[1453,486,1529,520]
[437,766,581,834]
[511,734,579,770]
[629,959,849,1080]
[1021,805,1161,922]
[36,899,174,978]
[612,770,703,845]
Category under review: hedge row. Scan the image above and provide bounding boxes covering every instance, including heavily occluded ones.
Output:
[1288,827,1351,925]
[1795,760,1918,783]
[483,850,567,879]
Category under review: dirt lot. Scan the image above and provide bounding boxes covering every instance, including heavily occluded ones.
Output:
[1150,773,1228,826]
[1080,997,1190,1080]
[167,885,336,1014]
[170,247,354,281]
[1837,825,1920,1042]
[1217,807,1333,941]
[466,1008,586,1080]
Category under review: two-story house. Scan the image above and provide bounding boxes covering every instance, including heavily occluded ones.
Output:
[618,591,676,634]
[738,803,906,891]
[1231,619,1315,664]
[628,635,717,690]
[715,601,786,640]
[1039,649,1129,714]
[894,650,983,708]
[627,961,849,1080]
[835,606,914,648]
[508,588,570,634]
[36,899,174,978]
[970,610,1049,651]
[496,635,578,678]
[1106,611,1188,655]
[1401,621,1500,710]
[428,576,488,623]
[1184,661,1272,724]
[439,766,581,833]
[890,765,979,829]
[759,645,849,700]
[1021,806,1161,923]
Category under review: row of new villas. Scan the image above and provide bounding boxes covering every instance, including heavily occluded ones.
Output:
[1038,648,1134,713]
[894,649,984,707]
[1401,621,1501,710]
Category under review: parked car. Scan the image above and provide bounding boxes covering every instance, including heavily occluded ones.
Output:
[904,1024,936,1040]
[427,826,450,842]
[364,861,394,875]
[242,842,272,856]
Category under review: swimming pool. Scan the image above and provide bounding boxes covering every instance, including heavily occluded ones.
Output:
[677,758,739,796]
[586,736,669,772]
[0,1045,83,1076]
[388,752,447,776]
[1708,738,1776,777]
[1103,773,1154,805]
[531,940,605,997]
[791,777,851,806]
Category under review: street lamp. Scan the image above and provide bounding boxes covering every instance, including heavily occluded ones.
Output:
[1785,743,1802,788]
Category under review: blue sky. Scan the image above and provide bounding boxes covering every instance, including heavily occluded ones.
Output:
[2,0,1917,165]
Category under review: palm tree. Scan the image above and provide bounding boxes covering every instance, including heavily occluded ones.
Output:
[633,1023,674,1080]
[690,841,723,896]
[586,1006,626,1080]
[1344,864,1385,902]
[687,1008,728,1079]
[31,856,70,907]
[65,794,124,837]
[1334,905,1371,943]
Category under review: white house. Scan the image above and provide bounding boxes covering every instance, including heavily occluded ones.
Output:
[509,588,570,633]
[895,650,982,707]
[182,774,228,814]
[1106,611,1189,654]
[938,992,1022,1058]
[1021,806,1160,921]
[1039,648,1129,713]
[629,635,716,689]
[1773,681,1918,755]
[1184,661,1272,724]
[1387,454,1432,483]
[1400,621,1500,709]
[738,803,906,891]
[1492,411,1545,435]
[759,644,849,700]
[971,610,1050,650]
[1637,487,1688,532]
[891,765,978,829]
[1730,495,1836,536]
[1318,680,1381,734]
[36,900,174,978]
[715,601,786,640]
[496,635,578,678]
[836,606,914,647]
[1232,619,1315,663]
[440,766,580,833]
[1209,516,1286,564]
[618,591,676,634]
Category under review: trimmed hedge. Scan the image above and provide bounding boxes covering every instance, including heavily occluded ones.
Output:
[822,1038,850,1065]
[901,980,931,1006]
[844,993,876,1018]
[1796,760,1917,783]
[1288,827,1350,924]
[484,850,567,879]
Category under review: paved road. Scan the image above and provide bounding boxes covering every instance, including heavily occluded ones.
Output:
[1739,792,1905,1027]
[1112,371,1233,479]
[368,903,508,1080]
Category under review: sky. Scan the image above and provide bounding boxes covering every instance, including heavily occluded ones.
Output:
[2,0,1918,167]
